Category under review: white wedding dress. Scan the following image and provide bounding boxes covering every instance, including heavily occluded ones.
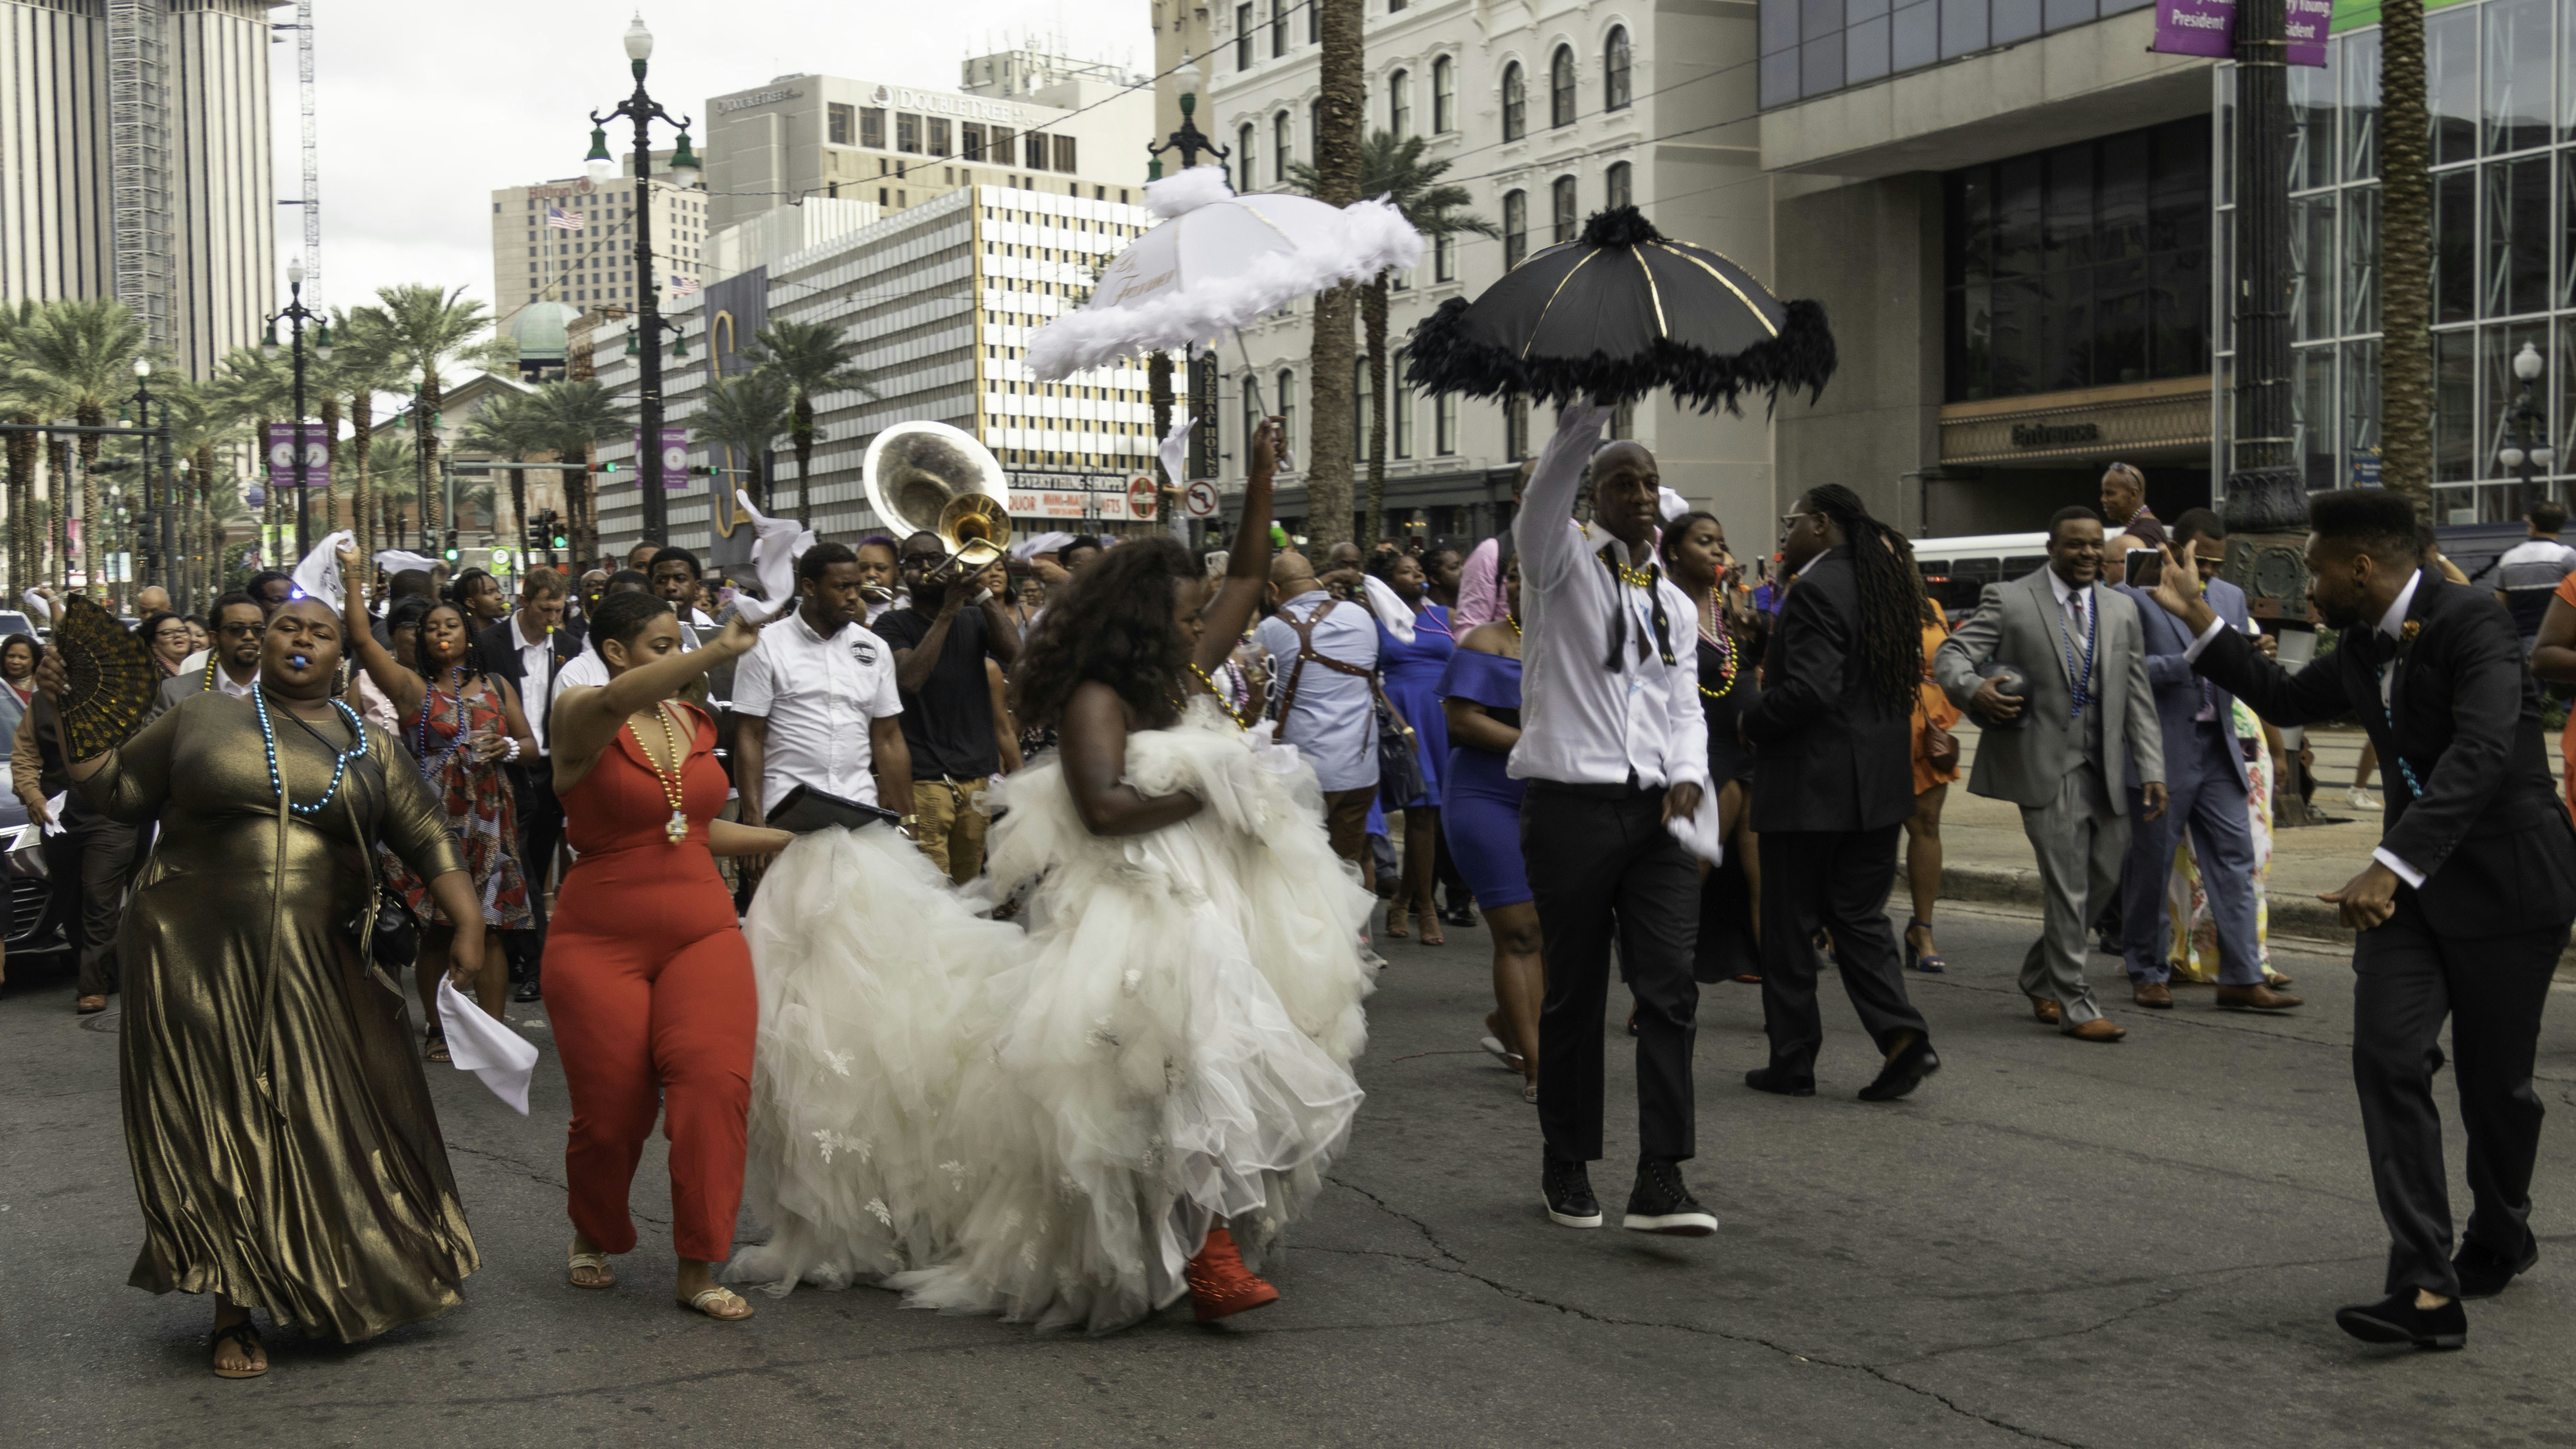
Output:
[728,699,1378,1334]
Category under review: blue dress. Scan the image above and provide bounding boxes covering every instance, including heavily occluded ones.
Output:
[1436,646,1530,910]
[1376,603,1456,809]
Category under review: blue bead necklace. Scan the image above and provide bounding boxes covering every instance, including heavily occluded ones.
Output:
[2056,587,2098,719]
[252,684,368,816]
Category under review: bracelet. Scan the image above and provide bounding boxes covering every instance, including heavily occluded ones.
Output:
[503,737,522,763]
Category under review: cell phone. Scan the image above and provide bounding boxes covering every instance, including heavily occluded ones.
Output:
[2124,548,2162,588]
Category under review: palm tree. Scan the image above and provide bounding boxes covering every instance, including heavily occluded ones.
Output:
[9,298,146,590]
[744,318,879,528]
[2380,1,2430,508]
[1303,0,1367,550]
[328,308,407,560]
[205,345,296,552]
[458,387,555,562]
[1294,132,1497,547]
[366,436,419,549]
[696,368,795,510]
[527,379,635,565]
[0,300,60,589]
[356,284,503,538]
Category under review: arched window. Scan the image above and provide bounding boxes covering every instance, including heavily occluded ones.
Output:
[1432,56,1456,132]
[1605,27,1631,111]
[1501,62,1526,141]
[1393,347,1415,458]
[1273,111,1291,182]
[1550,46,1576,127]
[1552,175,1578,244]
[1434,232,1457,282]
[1503,189,1528,268]
[1277,369,1298,460]
[1309,99,1322,157]
[1389,70,1410,139]
[1238,123,1257,193]
[1605,160,1633,211]
[1436,393,1459,455]
[1354,356,1372,456]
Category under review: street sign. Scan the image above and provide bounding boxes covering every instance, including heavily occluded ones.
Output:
[264,423,330,488]
[2350,448,2382,489]
[631,427,692,489]
[1182,479,1220,518]
[1127,476,1159,520]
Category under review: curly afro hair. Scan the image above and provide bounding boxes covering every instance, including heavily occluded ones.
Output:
[1009,536,1199,732]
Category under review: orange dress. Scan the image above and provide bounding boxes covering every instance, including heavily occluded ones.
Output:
[541,703,755,1263]
[1912,615,1964,794]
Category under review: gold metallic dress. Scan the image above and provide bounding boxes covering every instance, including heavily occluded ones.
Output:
[77,692,476,1341]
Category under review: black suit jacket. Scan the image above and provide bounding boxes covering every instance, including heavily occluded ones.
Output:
[1742,546,1916,834]
[2193,570,2576,939]
[474,616,583,759]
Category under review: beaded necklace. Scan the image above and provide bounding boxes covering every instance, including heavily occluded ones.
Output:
[412,666,472,781]
[1691,593,1740,700]
[626,700,691,843]
[1189,661,1257,728]
[2055,586,2098,719]
[252,685,368,817]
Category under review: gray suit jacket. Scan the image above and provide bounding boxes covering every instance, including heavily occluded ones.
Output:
[2113,575,2251,793]
[1933,568,2163,810]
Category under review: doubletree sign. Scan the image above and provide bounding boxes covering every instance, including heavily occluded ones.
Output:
[2010,421,2101,449]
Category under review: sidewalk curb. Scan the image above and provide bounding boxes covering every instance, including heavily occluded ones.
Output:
[1932,863,2576,980]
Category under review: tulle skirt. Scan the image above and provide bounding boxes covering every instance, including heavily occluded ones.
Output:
[728,701,1378,1334]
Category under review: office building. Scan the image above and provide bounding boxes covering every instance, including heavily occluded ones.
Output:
[489,167,709,328]
[1,0,284,379]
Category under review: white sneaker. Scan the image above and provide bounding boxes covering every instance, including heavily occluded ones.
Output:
[2346,787,2380,810]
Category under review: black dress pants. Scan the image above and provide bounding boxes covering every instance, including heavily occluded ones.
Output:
[52,809,135,997]
[1756,826,1930,1080]
[1523,780,1700,1163]
[2353,892,2563,1296]
[501,761,563,986]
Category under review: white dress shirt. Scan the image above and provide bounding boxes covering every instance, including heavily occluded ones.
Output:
[1253,589,1381,792]
[2185,567,2426,885]
[513,610,559,755]
[732,609,904,812]
[551,647,608,712]
[1505,403,1710,793]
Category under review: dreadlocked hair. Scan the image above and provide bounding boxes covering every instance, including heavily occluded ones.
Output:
[1799,483,1927,719]
[1009,535,1197,733]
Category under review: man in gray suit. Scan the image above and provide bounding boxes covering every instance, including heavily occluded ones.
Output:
[2110,509,2304,1013]
[1935,505,2166,1041]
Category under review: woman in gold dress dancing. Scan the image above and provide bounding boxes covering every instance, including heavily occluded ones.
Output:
[41,597,491,1378]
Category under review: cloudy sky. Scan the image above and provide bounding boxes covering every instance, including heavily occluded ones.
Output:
[279,0,1143,322]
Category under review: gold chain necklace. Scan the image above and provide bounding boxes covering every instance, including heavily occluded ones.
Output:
[1696,597,1739,700]
[1185,662,1255,729]
[1603,554,1657,589]
[626,701,690,844]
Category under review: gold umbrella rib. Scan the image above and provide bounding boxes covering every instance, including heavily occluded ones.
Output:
[1634,248,1668,339]
[1651,243,1779,340]
[1523,250,1603,359]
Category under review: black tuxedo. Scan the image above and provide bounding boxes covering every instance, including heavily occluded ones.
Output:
[2194,570,2576,1296]
[475,615,584,988]
[1740,546,1930,1082]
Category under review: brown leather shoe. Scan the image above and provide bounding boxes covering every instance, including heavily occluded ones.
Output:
[2029,996,2063,1025]
[74,994,107,1015]
[2069,1017,2127,1042]
[2216,982,2304,1011]
[2133,982,2174,1009]
[2264,973,2295,989]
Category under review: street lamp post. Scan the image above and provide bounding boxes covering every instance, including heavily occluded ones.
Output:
[2497,341,2554,508]
[263,258,331,563]
[126,358,180,609]
[586,12,701,546]
[1146,62,1228,543]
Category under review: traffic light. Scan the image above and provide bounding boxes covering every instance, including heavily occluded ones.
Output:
[595,461,621,474]
[442,528,460,563]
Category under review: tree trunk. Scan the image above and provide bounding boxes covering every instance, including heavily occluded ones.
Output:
[318,394,343,535]
[2379,0,2431,506]
[418,372,443,537]
[5,425,32,590]
[350,391,375,562]
[74,400,102,594]
[1302,0,1365,549]
[194,443,215,607]
[509,468,529,567]
[1362,278,1390,548]
[574,446,598,566]
[793,399,816,529]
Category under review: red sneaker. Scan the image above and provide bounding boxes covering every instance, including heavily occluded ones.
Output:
[1185,1226,1279,1322]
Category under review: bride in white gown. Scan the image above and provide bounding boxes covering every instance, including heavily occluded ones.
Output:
[729,418,1376,1332]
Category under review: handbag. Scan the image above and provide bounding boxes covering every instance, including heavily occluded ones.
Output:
[1373,686,1425,809]
[1919,611,1962,769]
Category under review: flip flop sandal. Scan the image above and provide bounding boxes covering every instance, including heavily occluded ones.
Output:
[677,1285,754,1321]
[1479,1035,1526,1072]
[568,1246,616,1290]
[210,1319,267,1379]
[1522,1081,1539,1104]
[424,1028,450,1064]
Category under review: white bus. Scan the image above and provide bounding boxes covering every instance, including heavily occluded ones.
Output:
[1911,531,2049,620]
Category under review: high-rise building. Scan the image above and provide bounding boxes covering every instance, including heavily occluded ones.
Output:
[489,167,709,335]
[0,0,284,379]
[701,55,1153,239]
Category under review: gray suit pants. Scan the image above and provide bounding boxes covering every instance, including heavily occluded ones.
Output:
[2018,761,2125,1028]
[2121,721,2262,987]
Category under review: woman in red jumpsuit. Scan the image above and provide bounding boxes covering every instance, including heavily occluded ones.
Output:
[543,591,790,1320]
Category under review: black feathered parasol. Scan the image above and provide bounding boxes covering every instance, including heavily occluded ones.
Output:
[1403,207,1836,415]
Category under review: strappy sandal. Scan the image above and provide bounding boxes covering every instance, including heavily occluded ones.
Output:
[1904,918,1947,973]
[1384,903,1411,940]
[424,1028,450,1064]
[1479,1034,1526,1073]
[210,1318,267,1379]
[568,1243,615,1290]
[677,1285,754,1321]
[1418,909,1446,947]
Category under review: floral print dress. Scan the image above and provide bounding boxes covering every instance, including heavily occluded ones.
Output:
[383,676,532,930]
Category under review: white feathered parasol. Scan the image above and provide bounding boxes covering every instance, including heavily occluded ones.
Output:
[1027,165,1424,381]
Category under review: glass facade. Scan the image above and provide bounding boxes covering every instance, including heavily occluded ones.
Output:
[1942,116,2213,403]
[1760,0,2155,110]
[2231,0,2574,522]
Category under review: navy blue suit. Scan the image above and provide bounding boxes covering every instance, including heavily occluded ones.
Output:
[2112,577,2262,986]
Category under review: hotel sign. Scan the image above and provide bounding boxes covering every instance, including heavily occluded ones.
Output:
[868,83,1046,127]
[1939,376,2214,467]
[717,86,806,115]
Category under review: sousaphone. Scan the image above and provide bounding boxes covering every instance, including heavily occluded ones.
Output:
[861,420,1014,576]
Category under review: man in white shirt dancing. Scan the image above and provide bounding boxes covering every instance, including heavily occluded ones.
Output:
[734,541,914,843]
[1513,403,1714,1239]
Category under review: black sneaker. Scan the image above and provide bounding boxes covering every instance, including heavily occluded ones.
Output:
[1542,1155,1601,1229]
[2452,1242,2539,1300]
[513,978,542,1003]
[1622,1158,1718,1237]
[2334,1291,2466,1350]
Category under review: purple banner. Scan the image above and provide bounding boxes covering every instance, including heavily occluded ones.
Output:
[2152,0,2327,66]
[632,426,691,490]
[264,422,331,488]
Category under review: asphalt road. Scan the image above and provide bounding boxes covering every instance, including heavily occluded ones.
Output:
[6,901,2575,1449]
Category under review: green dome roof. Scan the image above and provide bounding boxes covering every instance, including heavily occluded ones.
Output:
[509,300,585,360]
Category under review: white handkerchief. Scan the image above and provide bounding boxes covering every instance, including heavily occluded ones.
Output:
[20,588,50,621]
[438,978,537,1115]
[291,529,357,611]
[1010,530,1075,563]
[733,490,814,623]
[1665,791,1723,867]
[1658,486,1692,524]
[1159,415,1195,497]
[39,792,66,838]
[1360,573,1417,644]
[374,549,439,579]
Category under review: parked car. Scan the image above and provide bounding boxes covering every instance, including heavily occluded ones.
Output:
[0,609,38,640]
[0,762,68,958]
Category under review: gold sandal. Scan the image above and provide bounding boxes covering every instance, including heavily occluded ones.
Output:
[210,1318,267,1379]
[677,1285,754,1321]
[567,1244,615,1290]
